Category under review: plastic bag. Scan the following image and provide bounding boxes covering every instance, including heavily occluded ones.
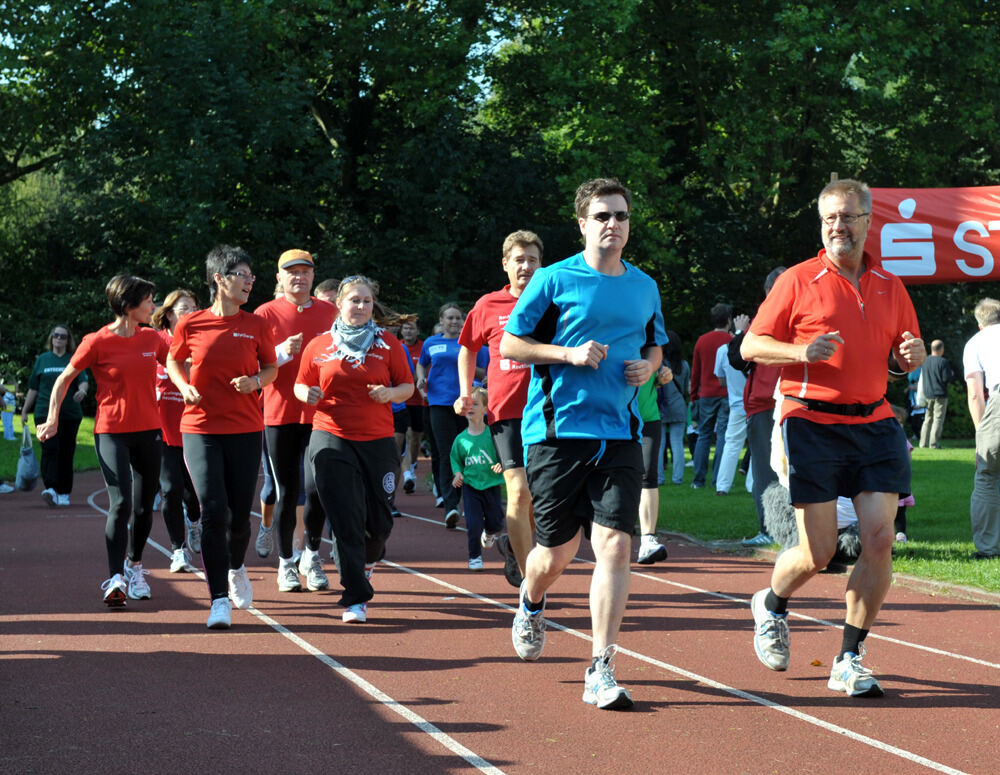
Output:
[15,426,39,491]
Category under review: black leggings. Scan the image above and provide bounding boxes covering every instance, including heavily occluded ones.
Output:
[427,405,467,511]
[264,423,323,559]
[309,430,396,607]
[39,413,81,495]
[94,430,162,577]
[159,442,201,550]
[183,431,262,600]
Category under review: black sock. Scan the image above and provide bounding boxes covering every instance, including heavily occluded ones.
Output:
[764,589,789,615]
[840,624,868,658]
[525,597,544,612]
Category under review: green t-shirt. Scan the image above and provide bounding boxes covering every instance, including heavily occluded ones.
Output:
[450,427,505,491]
[28,351,87,422]
[637,373,660,423]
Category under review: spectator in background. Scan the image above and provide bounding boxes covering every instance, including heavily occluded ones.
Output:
[729,267,785,546]
[918,339,954,449]
[657,332,690,486]
[690,303,732,489]
[906,366,925,441]
[713,314,750,496]
[962,297,1000,560]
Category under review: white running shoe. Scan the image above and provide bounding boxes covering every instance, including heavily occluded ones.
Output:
[894,532,907,543]
[41,488,57,508]
[583,645,634,710]
[277,558,302,592]
[125,562,151,600]
[207,598,232,630]
[342,603,367,623]
[481,530,500,549]
[828,644,884,697]
[169,547,193,573]
[255,523,273,558]
[185,517,202,553]
[445,509,460,529]
[101,573,128,607]
[298,548,330,591]
[512,580,546,661]
[468,556,484,571]
[751,589,789,671]
[637,535,668,564]
[57,493,70,506]
[228,566,253,609]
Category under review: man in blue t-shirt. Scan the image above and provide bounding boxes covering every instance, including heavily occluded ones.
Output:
[500,177,667,710]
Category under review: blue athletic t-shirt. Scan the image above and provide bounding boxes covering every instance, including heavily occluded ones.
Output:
[418,334,488,406]
[505,252,667,443]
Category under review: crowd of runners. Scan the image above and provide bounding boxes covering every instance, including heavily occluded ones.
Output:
[18,176,938,710]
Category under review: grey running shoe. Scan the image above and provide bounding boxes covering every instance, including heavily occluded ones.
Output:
[637,536,667,564]
[828,644,884,697]
[125,562,151,600]
[751,589,789,671]
[511,581,546,661]
[255,523,273,558]
[277,560,302,592]
[228,565,253,609]
[583,645,634,710]
[207,598,232,630]
[186,517,202,553]
[298,548,330,591]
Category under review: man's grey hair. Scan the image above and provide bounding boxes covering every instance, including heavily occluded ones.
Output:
[974,298,1000,328]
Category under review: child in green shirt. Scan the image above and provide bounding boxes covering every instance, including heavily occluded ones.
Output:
[450,387,505,571]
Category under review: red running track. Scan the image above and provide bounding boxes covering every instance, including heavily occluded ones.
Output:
[1,468,998,775]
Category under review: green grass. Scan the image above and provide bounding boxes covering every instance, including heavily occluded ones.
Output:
[0,415,99,482]
[656,442,1000,594]
[3,418,995,594]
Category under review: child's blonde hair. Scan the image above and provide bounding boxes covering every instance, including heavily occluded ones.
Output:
[471,386,489,407]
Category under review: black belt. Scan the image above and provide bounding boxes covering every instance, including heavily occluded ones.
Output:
[786,396,885,417]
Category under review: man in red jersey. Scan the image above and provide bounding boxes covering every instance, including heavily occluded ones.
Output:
[255,250,337,594]
[454,230,543,587]
[690,303,733,489]
[742,179,924,698]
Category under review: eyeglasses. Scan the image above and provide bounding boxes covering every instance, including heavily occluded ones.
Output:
[226,271,256,282]
[587,211,631,223]
[821,212,869,226]
[51,332,68,339]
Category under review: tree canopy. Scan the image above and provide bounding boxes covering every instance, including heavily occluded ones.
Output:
[3,0,1000,388]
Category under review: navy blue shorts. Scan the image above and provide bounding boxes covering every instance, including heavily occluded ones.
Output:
[525,439,642,547]
[490,418,524,471]
[782,417,910,504]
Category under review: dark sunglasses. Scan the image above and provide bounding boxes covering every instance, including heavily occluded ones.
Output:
[587,211,631,223]
[52,333,68,339]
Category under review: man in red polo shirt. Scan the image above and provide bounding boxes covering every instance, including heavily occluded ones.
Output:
[454,230,543,587]
[742,178,924,698]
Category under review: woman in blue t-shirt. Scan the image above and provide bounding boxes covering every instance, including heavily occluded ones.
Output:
[416,303,486,527]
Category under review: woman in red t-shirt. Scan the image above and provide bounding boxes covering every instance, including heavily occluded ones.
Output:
[167,245,277,630]
[151,289,202,573]
[295,275,413,623]
[39,275,167,607]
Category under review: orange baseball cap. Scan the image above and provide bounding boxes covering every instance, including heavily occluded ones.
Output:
[278,249,315,270]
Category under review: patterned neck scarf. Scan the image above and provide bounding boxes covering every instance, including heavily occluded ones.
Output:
[330,317,382,364]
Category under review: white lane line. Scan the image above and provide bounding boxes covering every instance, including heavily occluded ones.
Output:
[385,560,972,775]
[87,494,506,775]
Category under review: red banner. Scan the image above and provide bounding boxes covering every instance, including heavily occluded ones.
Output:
[865,186,1000,284]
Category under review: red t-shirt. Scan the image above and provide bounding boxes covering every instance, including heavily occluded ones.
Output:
[458,286,531,422]
[254,296,337,426]
[169,309,276,435]
[403,338,426,407]
[297,330,414,441]
[743,362,781,418]
[72,325,168,434]
[155,328,185,446]
[749,250,920,425]
[690,329,732,400]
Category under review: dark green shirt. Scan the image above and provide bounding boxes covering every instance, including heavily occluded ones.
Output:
[28,351,87,422]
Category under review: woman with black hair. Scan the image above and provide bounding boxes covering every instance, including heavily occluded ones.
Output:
[39,275,167,606]
[22,324,89,507]
[167,245,277,630]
